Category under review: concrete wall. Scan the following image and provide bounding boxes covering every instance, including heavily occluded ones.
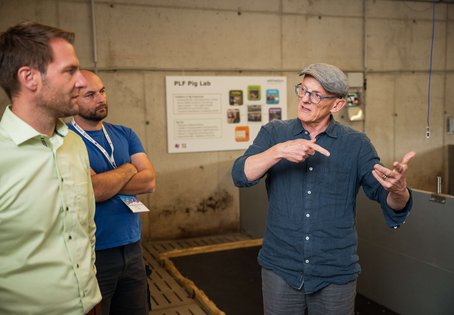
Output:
[356,189,454,315]
[1,0,453,240]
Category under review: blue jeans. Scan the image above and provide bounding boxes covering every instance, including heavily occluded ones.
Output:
[95,241,149,315]
[262,268,356,315]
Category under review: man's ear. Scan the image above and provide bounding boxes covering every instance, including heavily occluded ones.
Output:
[17,66,39,92]
[330,98,347,113]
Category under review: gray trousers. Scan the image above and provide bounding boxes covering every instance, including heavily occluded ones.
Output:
[262,268,356,315]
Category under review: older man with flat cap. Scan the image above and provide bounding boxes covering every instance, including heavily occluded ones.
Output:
[232,63,415,315]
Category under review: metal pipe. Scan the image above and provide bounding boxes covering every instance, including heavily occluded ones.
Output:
[91,0,98,72]
[437,176,442,195]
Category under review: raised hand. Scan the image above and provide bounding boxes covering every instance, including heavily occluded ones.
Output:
[372,151,416,193]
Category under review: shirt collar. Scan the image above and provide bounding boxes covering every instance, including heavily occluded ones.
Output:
[292,115,340,138]
[291,118,305,136]
[0,105,68,145]
[323,116,339,139]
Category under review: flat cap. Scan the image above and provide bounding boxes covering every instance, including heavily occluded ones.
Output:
[299,63,349,97]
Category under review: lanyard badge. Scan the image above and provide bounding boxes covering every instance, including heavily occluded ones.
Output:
[71,119,117,169]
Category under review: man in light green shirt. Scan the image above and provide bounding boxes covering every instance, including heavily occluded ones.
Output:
[0,22,101,314]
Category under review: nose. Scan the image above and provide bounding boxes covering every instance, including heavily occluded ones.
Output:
[95,91,106,103]
[75,70,87,89]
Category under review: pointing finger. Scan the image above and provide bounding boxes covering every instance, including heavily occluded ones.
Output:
[311,143,330,157]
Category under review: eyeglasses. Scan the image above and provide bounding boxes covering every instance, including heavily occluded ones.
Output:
[294,83,338,104]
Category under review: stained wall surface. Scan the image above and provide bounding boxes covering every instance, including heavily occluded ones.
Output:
[0,0,453,240]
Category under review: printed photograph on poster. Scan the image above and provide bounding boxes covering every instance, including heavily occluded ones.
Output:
[229,90,243,105]
[269,107,282,121]
[266,89,280,104]
[235,126,249,142]
[247,85,261,101]
[227,109,240,124]
[247,105,262,122]
[166,76,287,153]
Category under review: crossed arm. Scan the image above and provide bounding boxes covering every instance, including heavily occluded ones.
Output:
[90,152,156,202]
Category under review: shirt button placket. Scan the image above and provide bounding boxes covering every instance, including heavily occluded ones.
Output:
[304,158,313,270]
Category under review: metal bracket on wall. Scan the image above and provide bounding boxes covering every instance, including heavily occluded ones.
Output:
[429,194,446,204]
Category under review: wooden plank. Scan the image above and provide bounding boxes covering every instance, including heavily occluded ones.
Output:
[160,239,263,259]
[160,256,225,315]
[151,303,209,315]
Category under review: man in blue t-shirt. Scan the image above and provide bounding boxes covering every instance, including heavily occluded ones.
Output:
[69,70,156,315]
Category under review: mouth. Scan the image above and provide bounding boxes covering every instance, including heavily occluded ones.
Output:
[96,104,107,112]
[300,104,311,112]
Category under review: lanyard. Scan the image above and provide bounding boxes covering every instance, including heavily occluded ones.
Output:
[71,118,117,169]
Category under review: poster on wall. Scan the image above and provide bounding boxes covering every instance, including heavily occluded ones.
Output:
[166,76,287,153]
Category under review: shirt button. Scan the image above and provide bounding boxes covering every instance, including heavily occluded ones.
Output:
[76,264,80,268]
[304,131,308,135]
[68,235,72,240]
[307,191,311,194]
[306,213,310,218]
[305,259,309,263]
[305,236,310,241]
[61,178,64,182]
[66,207,69,211]
[309,167,313,171]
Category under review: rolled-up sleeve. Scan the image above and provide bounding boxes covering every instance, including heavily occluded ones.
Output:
[358,136,412,228]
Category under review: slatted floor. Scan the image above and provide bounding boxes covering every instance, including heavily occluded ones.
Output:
[143,233,252,315]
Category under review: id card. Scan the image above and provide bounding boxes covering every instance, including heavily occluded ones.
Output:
[119,195,150,213]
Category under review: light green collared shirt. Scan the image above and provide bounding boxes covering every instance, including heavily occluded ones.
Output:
[0,106,101,315]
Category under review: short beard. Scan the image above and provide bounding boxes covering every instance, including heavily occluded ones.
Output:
[78,105,108,122]
[39,76,79,118]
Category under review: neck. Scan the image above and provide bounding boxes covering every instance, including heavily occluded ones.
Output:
[73,116,103,131]
[302,118,331,139]
[305,124,327,134]
[11,101,57,137]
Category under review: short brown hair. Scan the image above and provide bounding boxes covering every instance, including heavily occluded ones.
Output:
[0,21,75,100]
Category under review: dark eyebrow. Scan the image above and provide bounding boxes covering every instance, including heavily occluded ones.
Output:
[64,64,78,73]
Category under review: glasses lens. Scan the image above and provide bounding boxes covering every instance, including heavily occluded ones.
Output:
[310,92,321,104]
[295,85,302,97]
[295,85,323,104]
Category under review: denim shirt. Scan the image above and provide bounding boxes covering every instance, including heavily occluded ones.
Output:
[231,117,412,293]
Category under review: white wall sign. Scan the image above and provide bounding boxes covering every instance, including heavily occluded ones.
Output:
[166,76,287,153]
